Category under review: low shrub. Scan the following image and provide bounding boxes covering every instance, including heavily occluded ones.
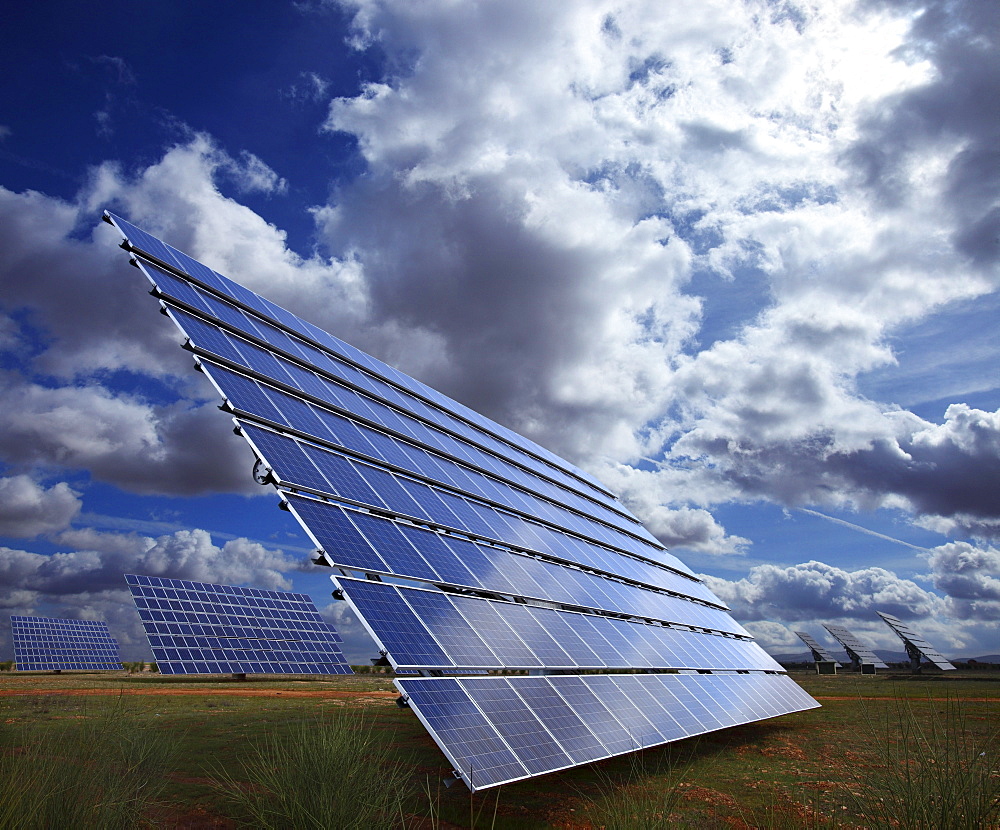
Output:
[212,708,411,829]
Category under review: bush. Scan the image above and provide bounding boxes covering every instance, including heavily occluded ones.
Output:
[581,746,690,830]
[213,708,411,829]
[0,660,13,672]
[842,693,1000,829]
[0,693,180,830]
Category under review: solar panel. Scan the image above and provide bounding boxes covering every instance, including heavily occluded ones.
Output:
[106,212,819,789]
[125,574,351,676]
[876,612,956,671]
[11,616,121,671]
[822,624,889,669]
[398,672,818,790]
[794,631,842,666]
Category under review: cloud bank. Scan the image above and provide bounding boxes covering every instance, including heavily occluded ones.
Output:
[1,0,997,656]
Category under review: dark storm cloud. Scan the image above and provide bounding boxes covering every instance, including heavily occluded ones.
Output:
[848,0,1000,267]
[698,403,1000,528]
[0,374,258,497]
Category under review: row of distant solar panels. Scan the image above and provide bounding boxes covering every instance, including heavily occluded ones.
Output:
[8,579,351,675]
[336,577,776,672]
[286,493,734,631]
[797,619,955,671]
[10,616,121,671]
[112,217,613,507]
[398,672,818,790]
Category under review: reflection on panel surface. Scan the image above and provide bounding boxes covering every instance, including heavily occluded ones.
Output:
[107,212,818,791]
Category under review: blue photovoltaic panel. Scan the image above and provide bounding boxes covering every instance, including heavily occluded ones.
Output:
[335,577,781,673]
[11,616,121,671]
[285,493,744,635]
[399,672,819,790]
[107,213,819,790]
[876,612,956,671]
[794,631,842,666]
[125,574,351,676]
[106,214,615,504]
[823,624,889,669]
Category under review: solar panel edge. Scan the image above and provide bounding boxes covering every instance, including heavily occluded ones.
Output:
[208,368,677,578]
[255,437,721,614]
[335,576,779,673]
[180,334,641,534]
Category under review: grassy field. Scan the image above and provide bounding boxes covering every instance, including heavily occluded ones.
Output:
[1,669,997,828]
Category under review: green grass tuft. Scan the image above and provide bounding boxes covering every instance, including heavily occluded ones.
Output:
[211,708,412,829]
[0,692,180,830]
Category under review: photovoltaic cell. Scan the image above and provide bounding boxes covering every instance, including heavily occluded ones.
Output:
[11,616,121,671]
[794,631,842,666]
[125,575,351,676]
[106,213,819,791]
[822,624,889,669]
[876,612,956,671]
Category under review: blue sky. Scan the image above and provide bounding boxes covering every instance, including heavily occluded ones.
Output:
[1,0,997,664]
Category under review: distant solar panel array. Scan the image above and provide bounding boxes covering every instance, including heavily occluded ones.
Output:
[11,616,121,671]
[794,631,842,666]
[877,612,956,671]
[107,212,819,790]
[126,574,351,676]
[823,624,889,670]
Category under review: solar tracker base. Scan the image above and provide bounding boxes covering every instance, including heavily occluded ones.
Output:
[397,672,818,790]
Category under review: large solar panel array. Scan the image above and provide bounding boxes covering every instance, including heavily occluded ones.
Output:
[107,212,819,790]
[876,612,956,671]
[11,616,121,671]
[126,574,351,676]
[823,624,889,670]
[794,631,842,666]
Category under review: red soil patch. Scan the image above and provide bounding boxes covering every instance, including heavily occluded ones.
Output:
[0,688,398,700]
